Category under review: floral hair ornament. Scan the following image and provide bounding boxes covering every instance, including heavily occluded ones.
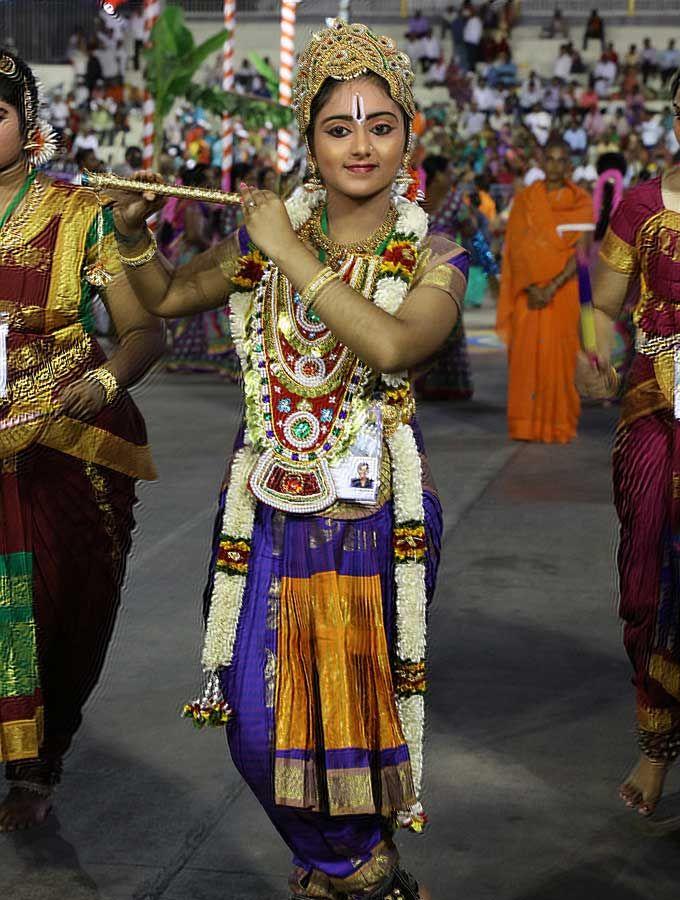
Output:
[23,119,59,167]
[0,53,19,79]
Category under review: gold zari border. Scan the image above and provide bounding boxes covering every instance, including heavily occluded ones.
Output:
[599,228,638,275]
[0,708,44,763]
[637,703,677,734]
[39,417,157,481]
[649,653,680,701]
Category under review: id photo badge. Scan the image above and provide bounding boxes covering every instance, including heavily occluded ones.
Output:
[330,405,383,505]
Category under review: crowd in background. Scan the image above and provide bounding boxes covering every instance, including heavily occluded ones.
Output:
[34,4,680,265]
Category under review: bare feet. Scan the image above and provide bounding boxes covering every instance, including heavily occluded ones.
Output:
[619,756,670,817]
[0,786,53,832]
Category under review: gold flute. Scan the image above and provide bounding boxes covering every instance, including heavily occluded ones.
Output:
[82,170,243,205]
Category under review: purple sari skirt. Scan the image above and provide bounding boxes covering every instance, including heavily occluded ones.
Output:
[213,490,442,884]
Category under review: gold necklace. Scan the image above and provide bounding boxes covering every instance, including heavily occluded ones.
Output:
[0,173,45,253]
[305,204,398,268]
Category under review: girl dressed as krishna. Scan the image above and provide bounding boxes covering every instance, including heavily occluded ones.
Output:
[110,21,468,900]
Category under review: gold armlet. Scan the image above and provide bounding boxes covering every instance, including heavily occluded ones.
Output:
[118,232,158,268]
[299,266,340,311]
[85,367,119,404]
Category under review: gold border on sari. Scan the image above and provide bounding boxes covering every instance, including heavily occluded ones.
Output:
[40,417,157,481]
[599,227,638,275]
[649,653,680,701]
[0,708,43,763]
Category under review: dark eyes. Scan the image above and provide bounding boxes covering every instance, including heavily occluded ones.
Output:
[326,122,395,138]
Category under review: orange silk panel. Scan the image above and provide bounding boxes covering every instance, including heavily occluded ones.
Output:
[275,571,405,755]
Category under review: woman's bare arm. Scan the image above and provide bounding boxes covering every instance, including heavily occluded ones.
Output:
[115,232,239,318]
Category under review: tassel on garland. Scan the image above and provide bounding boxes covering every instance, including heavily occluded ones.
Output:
[181,671,231,729]
[395,801,428,834]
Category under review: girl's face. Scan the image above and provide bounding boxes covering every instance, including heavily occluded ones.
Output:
[311,77,407,201]
[0,100,23,171]
[673,88,680,147]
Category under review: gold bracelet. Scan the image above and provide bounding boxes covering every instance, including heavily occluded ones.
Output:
[299,266,339,311]
[85,367,119,404]
[118,232,158,268]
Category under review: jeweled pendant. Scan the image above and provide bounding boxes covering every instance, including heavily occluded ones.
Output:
[85,263,113,288]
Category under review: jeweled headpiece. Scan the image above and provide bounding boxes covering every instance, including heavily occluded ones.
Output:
[292,19,416,139]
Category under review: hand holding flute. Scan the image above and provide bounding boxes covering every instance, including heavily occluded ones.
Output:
[98,171,169,243]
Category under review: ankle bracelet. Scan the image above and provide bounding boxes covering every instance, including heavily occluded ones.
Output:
[9,780,54,799]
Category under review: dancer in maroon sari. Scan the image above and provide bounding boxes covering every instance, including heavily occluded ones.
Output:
[579,69,680,817]
[0,50,163,831]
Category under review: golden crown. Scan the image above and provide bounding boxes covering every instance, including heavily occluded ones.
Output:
[292,19,416,139]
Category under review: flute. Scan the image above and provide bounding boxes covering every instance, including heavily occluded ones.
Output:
[81,170,243,205]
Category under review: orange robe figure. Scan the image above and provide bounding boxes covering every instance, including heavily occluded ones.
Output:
[496,180,593,443]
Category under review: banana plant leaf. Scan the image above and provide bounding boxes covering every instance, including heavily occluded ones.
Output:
[247,52,279,98]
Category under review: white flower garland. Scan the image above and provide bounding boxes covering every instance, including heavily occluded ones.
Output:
[387,420,429,829]
[200,185,432,829]
[201,446,258,670]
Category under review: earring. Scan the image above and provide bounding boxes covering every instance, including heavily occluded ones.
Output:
[393,153,413,197]
[304,156,324,193]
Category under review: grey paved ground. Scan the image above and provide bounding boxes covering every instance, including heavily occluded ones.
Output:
[3,315,680,900]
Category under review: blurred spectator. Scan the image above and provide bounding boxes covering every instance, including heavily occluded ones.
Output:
[473,76,501,112]
[49,92,70,137]
[460,101,486,138]
[554,44,573,81]
[525,103,551,146]
[660,39,680,85]
[449,5,467,67]
[519,71,543,111]
[114,145,143,177]
[640,109,664,149]
[131,7,146,71]
[583,9,605,52]
[408,10,431,38]
[523,157,546,185]
[74,148,102,184]
[95,28,120,87]
[67,28,88,89]
[584,104,607,139]
[463,6,483,72]
[640,38,658,85]
[564,111,587,155]
[406,32,427,73]
[235,59,254,93]
[488,51,517,88]
[73,126,100,156]
[594,53,617,96]
[578,76,599,111]
[543,78,562,116]
[602,42,619,67]
[421,30,442,73]
[542,7,569,40]
[85,42,103,97]
[624,44,640,70]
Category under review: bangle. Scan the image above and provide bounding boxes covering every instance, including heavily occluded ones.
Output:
[118,232,157,268]
[85,367,119,404]
[299,266,339,311]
